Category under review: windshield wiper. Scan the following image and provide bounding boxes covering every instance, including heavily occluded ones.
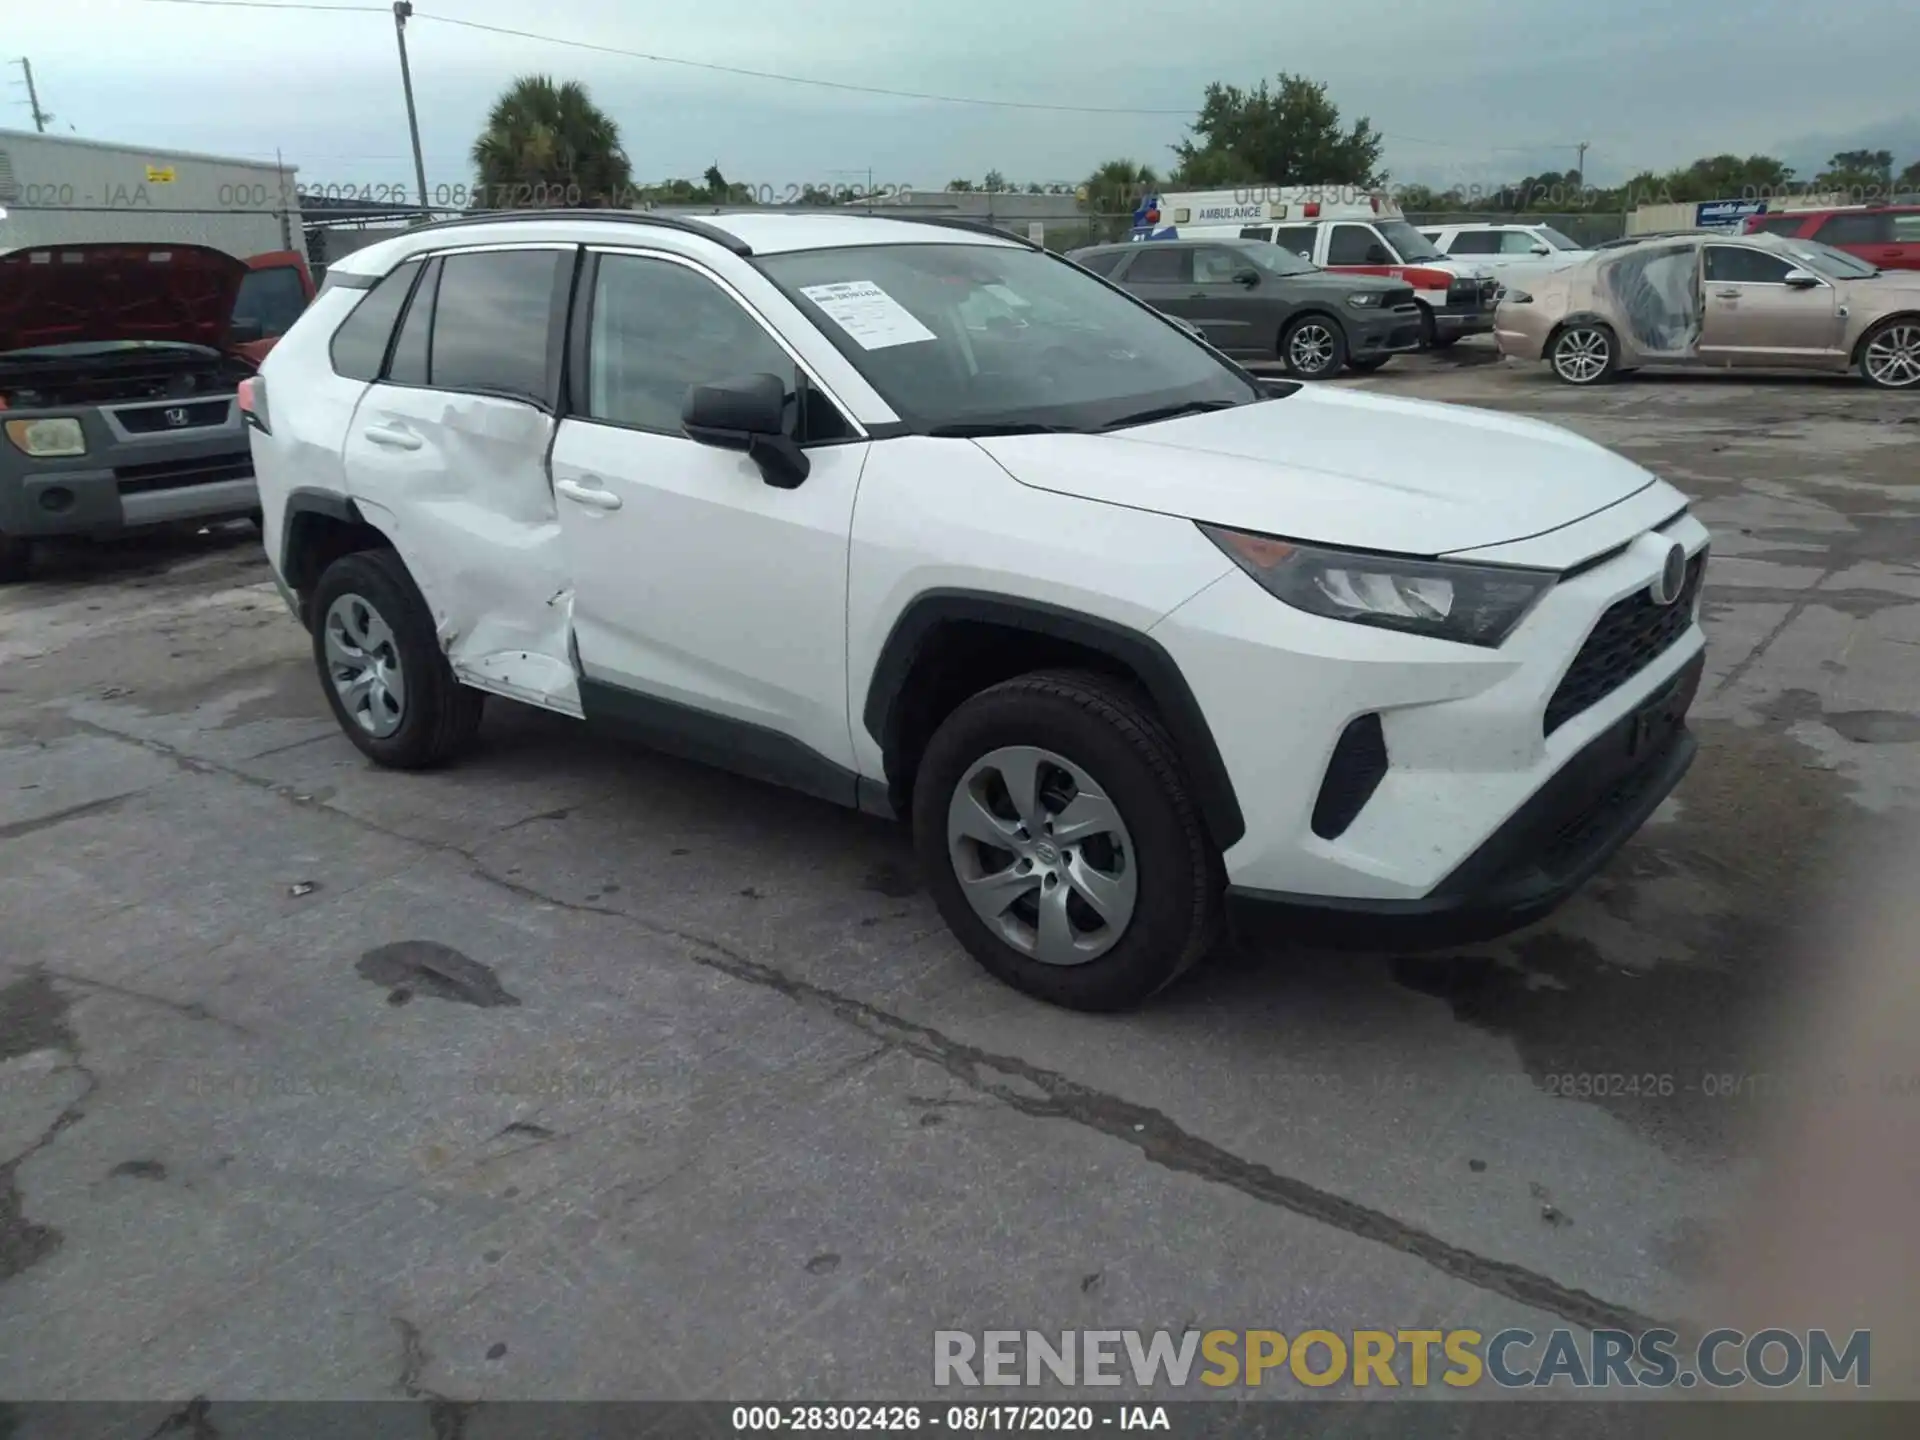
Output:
[925,421,1079,437]
[1099,399,1242,431]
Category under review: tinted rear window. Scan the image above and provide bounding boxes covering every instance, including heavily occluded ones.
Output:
[428,249,564,405]
[232,266,308,338]
[1815,212,1894,246]
[329,258,421,381]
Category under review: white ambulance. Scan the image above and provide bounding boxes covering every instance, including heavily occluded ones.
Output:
[1134,186,1500,348]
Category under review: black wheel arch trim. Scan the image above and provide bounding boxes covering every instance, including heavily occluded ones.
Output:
[861,589,1246,851]
[279,487,368,569]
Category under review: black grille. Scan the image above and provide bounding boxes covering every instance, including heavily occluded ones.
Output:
[114,452,253,495]
[1544,554,1705,735]
[1311,713,1388,840]
[111,400,233,434]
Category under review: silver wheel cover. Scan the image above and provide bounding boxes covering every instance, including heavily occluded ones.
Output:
[324,592,407,738]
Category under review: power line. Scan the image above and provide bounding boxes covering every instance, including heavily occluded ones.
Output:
[128,0,1609,152]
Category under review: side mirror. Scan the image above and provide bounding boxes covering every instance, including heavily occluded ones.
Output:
[1782,268,1821,289]
[1364,245,1390,264]
[1231,267,1261,287]
[682,372,810,489]
[1530,243,1552,256]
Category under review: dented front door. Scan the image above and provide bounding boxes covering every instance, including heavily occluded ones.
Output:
[339,245,583,716]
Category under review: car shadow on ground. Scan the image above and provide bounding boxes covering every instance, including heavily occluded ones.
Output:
[10,522,266,592]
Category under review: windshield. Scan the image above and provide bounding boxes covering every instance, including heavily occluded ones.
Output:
[1784,239,1881,279]
[759,242,1259,433]
[1375,220,1445,262]
[1239,241,1320,277]
[1537,227,1582,251]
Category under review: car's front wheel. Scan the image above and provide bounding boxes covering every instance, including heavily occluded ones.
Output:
[1281,315,1348,380]
[912,671,1222,1011]
[1549,323,1619,385]
[309,548,485,769]
[1859,317,1920,390]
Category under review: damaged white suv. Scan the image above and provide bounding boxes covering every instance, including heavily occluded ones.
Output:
[248,209,1709,1011]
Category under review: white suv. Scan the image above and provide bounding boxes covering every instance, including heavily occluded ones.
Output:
[246,209,1709,1011]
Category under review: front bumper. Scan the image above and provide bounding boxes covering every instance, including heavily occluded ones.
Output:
[1227,649,1702,946]
[1150,509,1712,926]
[1432,300,1497,336]
[0,400,257,540]
[1348,308,1426,357]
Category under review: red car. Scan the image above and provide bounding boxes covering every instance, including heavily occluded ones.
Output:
[1743,205,1920,270]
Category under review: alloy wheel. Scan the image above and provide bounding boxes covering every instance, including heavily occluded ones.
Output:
[1288,323,1337,375]
[1864,323,1920,388]
[323,592,407,738]
[1553,327,1611,383]
[945,745,1139,966]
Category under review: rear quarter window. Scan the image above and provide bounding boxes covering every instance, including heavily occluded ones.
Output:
[328,258,422,381]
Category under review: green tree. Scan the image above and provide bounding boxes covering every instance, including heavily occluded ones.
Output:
[1078,158,1159,215]
[945,178,977,192]
[983,169,1009,193]
[1817,148,1895,197]
[1898,159,1920,195]
[471,75,632,207]
[1170,74,1384,188]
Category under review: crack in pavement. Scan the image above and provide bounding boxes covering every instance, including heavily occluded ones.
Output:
[392,1316,475,1440]
[0,792,132,842]
[1,970,102,1284]
[61,713,1672,1337]
[38,970,251,1037]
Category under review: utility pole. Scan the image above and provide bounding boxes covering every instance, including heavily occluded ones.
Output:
[1575,141,1589,185]
[391,3,430,213]
[12,57,52,132]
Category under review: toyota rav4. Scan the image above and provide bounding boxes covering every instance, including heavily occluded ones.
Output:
[247,209,1710,1011]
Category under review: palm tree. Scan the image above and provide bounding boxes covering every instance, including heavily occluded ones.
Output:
[1079,158,1159,216]
[471,75,633,209]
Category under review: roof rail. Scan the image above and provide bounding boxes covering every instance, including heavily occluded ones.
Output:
[394,208,754,256]
[850,212,1042,249]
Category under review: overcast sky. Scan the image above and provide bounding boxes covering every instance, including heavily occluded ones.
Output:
[9,0,1919,195]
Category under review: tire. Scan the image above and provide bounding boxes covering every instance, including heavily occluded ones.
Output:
[309,548,484,769]
[912,670,1222,1012]
[1345,355,1390,374]
[1548,323,1620,385]
[1416,304,1436,349]
[0,531,30,585]
[1280,315,1348,380]
[1858,316,1920,390]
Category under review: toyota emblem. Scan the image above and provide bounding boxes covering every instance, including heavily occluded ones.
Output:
[1649,543,1687,607]
[164,407,190,428]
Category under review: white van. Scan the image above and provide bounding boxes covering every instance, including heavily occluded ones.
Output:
[1137,188,1499,348]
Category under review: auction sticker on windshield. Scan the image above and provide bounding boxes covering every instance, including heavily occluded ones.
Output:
[800,281,938,349]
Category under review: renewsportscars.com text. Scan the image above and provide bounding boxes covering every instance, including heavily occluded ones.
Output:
[933,1328,1871,1391]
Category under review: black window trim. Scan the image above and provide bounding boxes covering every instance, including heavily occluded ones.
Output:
[563,243,870,445]
[1702,243,1816,287]
[382,254,441,385]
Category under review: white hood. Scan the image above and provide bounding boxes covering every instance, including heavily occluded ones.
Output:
[974,387,1662,558]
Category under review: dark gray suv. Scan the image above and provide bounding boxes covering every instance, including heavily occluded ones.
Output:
[1068,239,1422,379]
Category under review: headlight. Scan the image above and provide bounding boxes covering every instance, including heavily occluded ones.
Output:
[1502,290,1534,305]
[1346,292,1383,308]
[4,417,87,457]
[1200,525,1556,647]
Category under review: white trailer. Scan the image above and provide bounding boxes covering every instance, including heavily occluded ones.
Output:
[0,128,306,262]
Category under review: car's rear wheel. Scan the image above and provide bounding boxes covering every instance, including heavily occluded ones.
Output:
[1549,323,1619,385]
[1345,355,1390,373]
[912,670,1222,1011]
[1281,316,1348,380]
[309,548,484,769]
[1859,317,1920,390]
[0,531,30,585]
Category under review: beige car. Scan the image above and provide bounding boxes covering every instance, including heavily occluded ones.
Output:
[1494,231,1920,389]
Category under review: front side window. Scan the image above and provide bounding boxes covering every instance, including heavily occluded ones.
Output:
[428,249,563,405]
[328,258,421,381]
[1325,224,1381,265]
[586,254,803,435]
[232,266,308,338]
[1704,246,1795,284]
[759,242,1257,434]
[1500,231,1546,254]
[1373,220,1445,261]
[1194,247,1250,284]
[1536,227,1582,251]
[1894,213,1920,242]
